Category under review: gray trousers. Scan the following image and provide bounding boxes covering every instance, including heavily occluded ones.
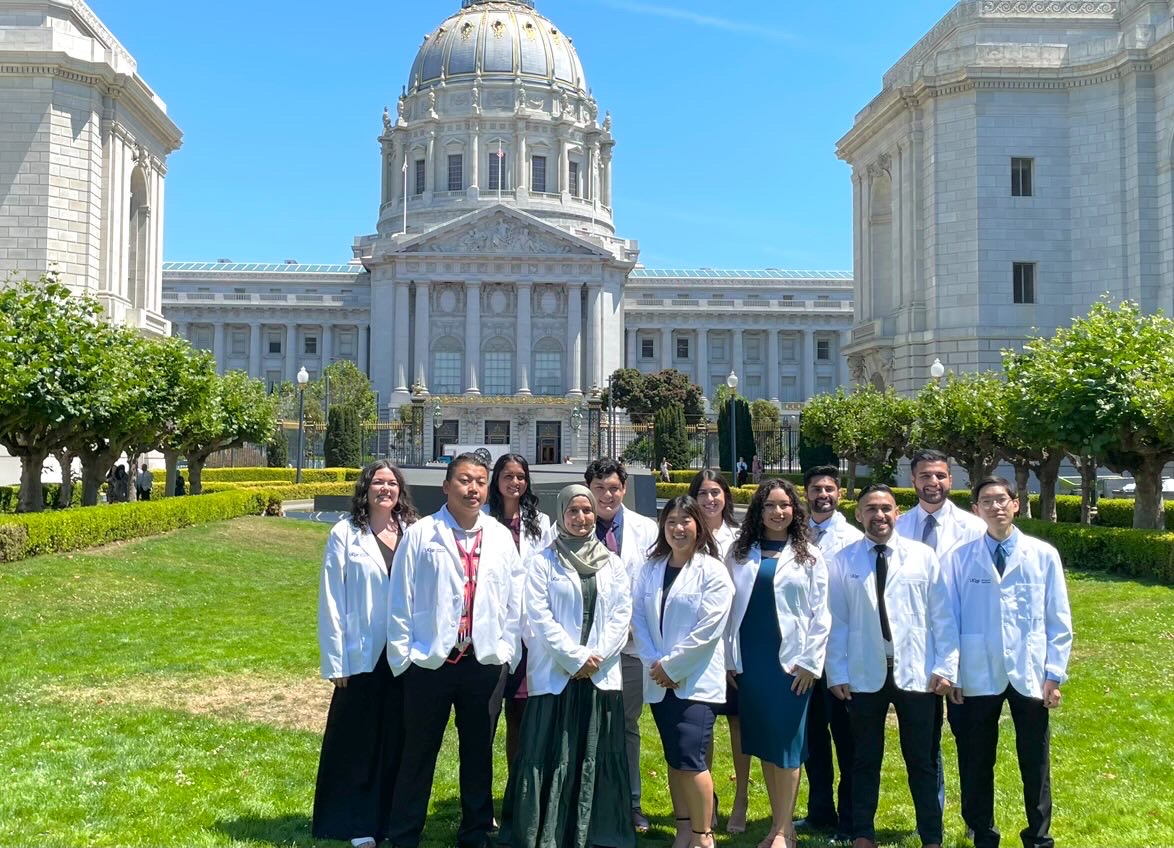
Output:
[621,653,644,805]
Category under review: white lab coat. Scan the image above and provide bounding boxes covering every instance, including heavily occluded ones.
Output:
[318,517,393,680]
[631,552,734,704]
[725,541,832,678]
[386,506,522,675]
[942,531,1073,699]
[810,511,864,558]
[611,506,660,657]
[895,500,986,558]
[827,535,958,694]
[482,505,553,565]
[522,544,632,696]
[711,521,738,561]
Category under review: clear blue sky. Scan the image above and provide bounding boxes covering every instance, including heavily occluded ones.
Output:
[90,0,955,270]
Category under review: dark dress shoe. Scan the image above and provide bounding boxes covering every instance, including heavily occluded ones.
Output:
[631,806,650,833]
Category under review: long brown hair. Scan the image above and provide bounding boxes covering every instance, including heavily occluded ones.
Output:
[647,495,720,562]
[731,479,814,566]
[350,460,419,533]
[687,467,737,528]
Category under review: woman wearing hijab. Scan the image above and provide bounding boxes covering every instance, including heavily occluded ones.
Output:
[498,484,635,848]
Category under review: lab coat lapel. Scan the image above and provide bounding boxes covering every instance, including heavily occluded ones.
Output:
[357,525,386,569]
[646,557,668,653]
[433,510,466,580]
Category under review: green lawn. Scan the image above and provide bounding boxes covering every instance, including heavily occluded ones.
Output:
[0,518,1171,848]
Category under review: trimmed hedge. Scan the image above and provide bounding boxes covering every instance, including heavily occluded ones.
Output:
[0,484,80,514]
[0,490,270,562]
[1016,519,1174,584]
[656,482,760,505]
[150,466,361,485]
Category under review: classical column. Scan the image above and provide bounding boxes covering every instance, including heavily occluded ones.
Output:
[838,330,851,388]
[802,330,816,400]
[860,173,872,321]
[661,327,672,370]
[516,282,532,395]
[464,282,481,395]
[852,170,864,320]
[625,327,636,369]
[249,321,262,378]
[425,131,436,196]
[732,329,744,383]
[285,324,298,381]
[767,329,781,404]
[517,130,528,193]
[322,323,334,367]
[560,138,571,195]
[393,281,411,395]
[370,274,396,406]
[695,329,708,397]
[414,282,430,389]
[358,322,370,377]
[470,129,480,190]
[212,322,226,374]
[566,284,583,396]
[587,286,603,390]
[172,321,187,341]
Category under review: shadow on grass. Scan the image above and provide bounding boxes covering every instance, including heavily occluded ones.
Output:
[1068,567,1173,588]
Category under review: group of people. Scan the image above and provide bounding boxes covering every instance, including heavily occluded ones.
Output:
[313,449,1073,848]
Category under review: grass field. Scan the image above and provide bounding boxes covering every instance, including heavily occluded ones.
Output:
[0,517,1171,848]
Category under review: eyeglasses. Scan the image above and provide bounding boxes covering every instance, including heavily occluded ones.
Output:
[976,495,1014,510]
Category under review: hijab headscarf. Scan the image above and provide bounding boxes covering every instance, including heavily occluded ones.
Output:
[554,484,613,576]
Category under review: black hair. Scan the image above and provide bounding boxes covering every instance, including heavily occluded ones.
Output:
[972,475,1018,502]
[446,451,490,480]
[488,452,543,540]
[910,449,950,474]
[647,495,719,562]
[857,482,895,501]
[585,457,627,486]
[350,460,419,533]
[687,468,737,527]
[803,464,840,487]
[732,479,814,566]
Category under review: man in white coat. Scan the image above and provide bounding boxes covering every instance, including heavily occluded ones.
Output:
[942,477,1073,848]
[827,484,956,848]
[585,457,659,833]
[796,464,863,842]
[385,453,522,848]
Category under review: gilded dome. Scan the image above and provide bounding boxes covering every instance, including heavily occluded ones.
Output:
[408,0,587,94]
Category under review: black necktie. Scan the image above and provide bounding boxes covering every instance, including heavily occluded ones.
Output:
[874,544,892,642]
[994,542,1007,577]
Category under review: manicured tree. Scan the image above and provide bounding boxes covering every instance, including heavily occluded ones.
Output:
[603,367,705,421]
[312,359,379,424]
[717,396,754,478]
[653,403,692,471]
[266,426,289,468]
[1001,354,1066,522]
[1005,299,1174,530]
[324,405,363,468]
[913,371,1007,486]
[750,399,782,467]
[802,386,915,492]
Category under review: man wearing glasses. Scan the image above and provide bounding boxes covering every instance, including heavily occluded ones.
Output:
[942,477,1073,848]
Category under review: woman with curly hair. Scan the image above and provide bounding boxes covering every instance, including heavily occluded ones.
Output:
[313,460,419,848]
[726,479,831,848]
[486,453,553,773]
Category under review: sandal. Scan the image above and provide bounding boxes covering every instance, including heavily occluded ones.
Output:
[349,840,377,848]
[692,829,716,848]
[757,828,780,848]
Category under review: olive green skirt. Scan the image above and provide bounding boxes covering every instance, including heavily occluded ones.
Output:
[498,678,634,848]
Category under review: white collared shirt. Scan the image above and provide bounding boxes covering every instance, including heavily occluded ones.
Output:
[809,511,864,558]
[896,499,986,558]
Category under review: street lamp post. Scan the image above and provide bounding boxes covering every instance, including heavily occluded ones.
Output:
[295,366,309,484]
[431,398,443,462]
[726,370,738,484]
[930,357,946,382]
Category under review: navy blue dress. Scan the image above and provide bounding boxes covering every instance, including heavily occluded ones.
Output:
[735,541,812,768]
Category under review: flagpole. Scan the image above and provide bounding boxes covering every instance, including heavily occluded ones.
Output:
[401,156,408,235]
[497,140,503,204]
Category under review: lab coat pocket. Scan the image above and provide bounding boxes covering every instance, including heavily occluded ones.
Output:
[344,611,363,656]
[1014,583,1045,625]
[959,632,992,692]
[672,591,703,618]
[892,578,928,628]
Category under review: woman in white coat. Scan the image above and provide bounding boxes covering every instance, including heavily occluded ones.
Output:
[486,452,553,772]
[688,468,751,833]
[726,479,830,848]
[632,495,734,848]
[312,461,419,848]
[498,484,634,848]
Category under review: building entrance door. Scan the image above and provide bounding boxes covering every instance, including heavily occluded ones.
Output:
[485,420,511,445]
[434,420,459,460]
[536,421,561,465]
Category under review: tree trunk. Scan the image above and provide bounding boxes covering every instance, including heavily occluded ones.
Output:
[1013,461,1032,519]
[162,450,180,498]
[17,448,49,513]
[78,450,115,507]
[53,448,73,509]
[1132,456,1166,530]
[846,461,857,501]
[1035,453,1062,523]
[186,452,208,495]
[1078,456,1097,525]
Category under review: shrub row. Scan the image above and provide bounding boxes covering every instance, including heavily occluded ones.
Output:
[0,484,80,514]
[149,466,361,485]
[0,490,270,562]
[655,482,761,505]
[1016,519,1174,584]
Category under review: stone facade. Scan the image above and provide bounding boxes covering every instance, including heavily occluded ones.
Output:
[837,0,1174,394]
[0,0,182,335]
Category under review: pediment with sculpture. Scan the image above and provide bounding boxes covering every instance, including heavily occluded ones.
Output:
[403,212,599,257]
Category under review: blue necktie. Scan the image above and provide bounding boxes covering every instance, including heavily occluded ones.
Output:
[994,542,1007,577]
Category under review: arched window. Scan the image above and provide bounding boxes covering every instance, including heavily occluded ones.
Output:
[127,166,149,307]
[533,336,564,396]
[432,336,464,394]
[482,336,514,395]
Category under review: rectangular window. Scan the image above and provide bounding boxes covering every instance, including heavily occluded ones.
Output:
[641,338,655,359]
[534,352,563,396]
[267,331,282,355]
[483,352,513,395]
[485,420,511,445]
[712,338,727,360]
[230,330,247,357]
[1013,262,1036,304]
[816,339,831,361]
[339,331,355,357]
[781,337,797,361]
[414,159,426,195]
[432,351,462,394]
[1011,157,1033,197]
[447,154,463,192]
[816,376,834,393]
[781,375,799,403]
[568,161,580,197]
[531,155,547,193]
[192,327,212,351]
[304,335,318,356]
[489,149,507,191]
[676,337,690,360]
[746,336,762,362]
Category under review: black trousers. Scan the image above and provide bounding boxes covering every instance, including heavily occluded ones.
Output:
[386,655,504,848]
[846,670,943,845]
[948,684,1053,848]
[803,672,854,832]
[620,653,644,804]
